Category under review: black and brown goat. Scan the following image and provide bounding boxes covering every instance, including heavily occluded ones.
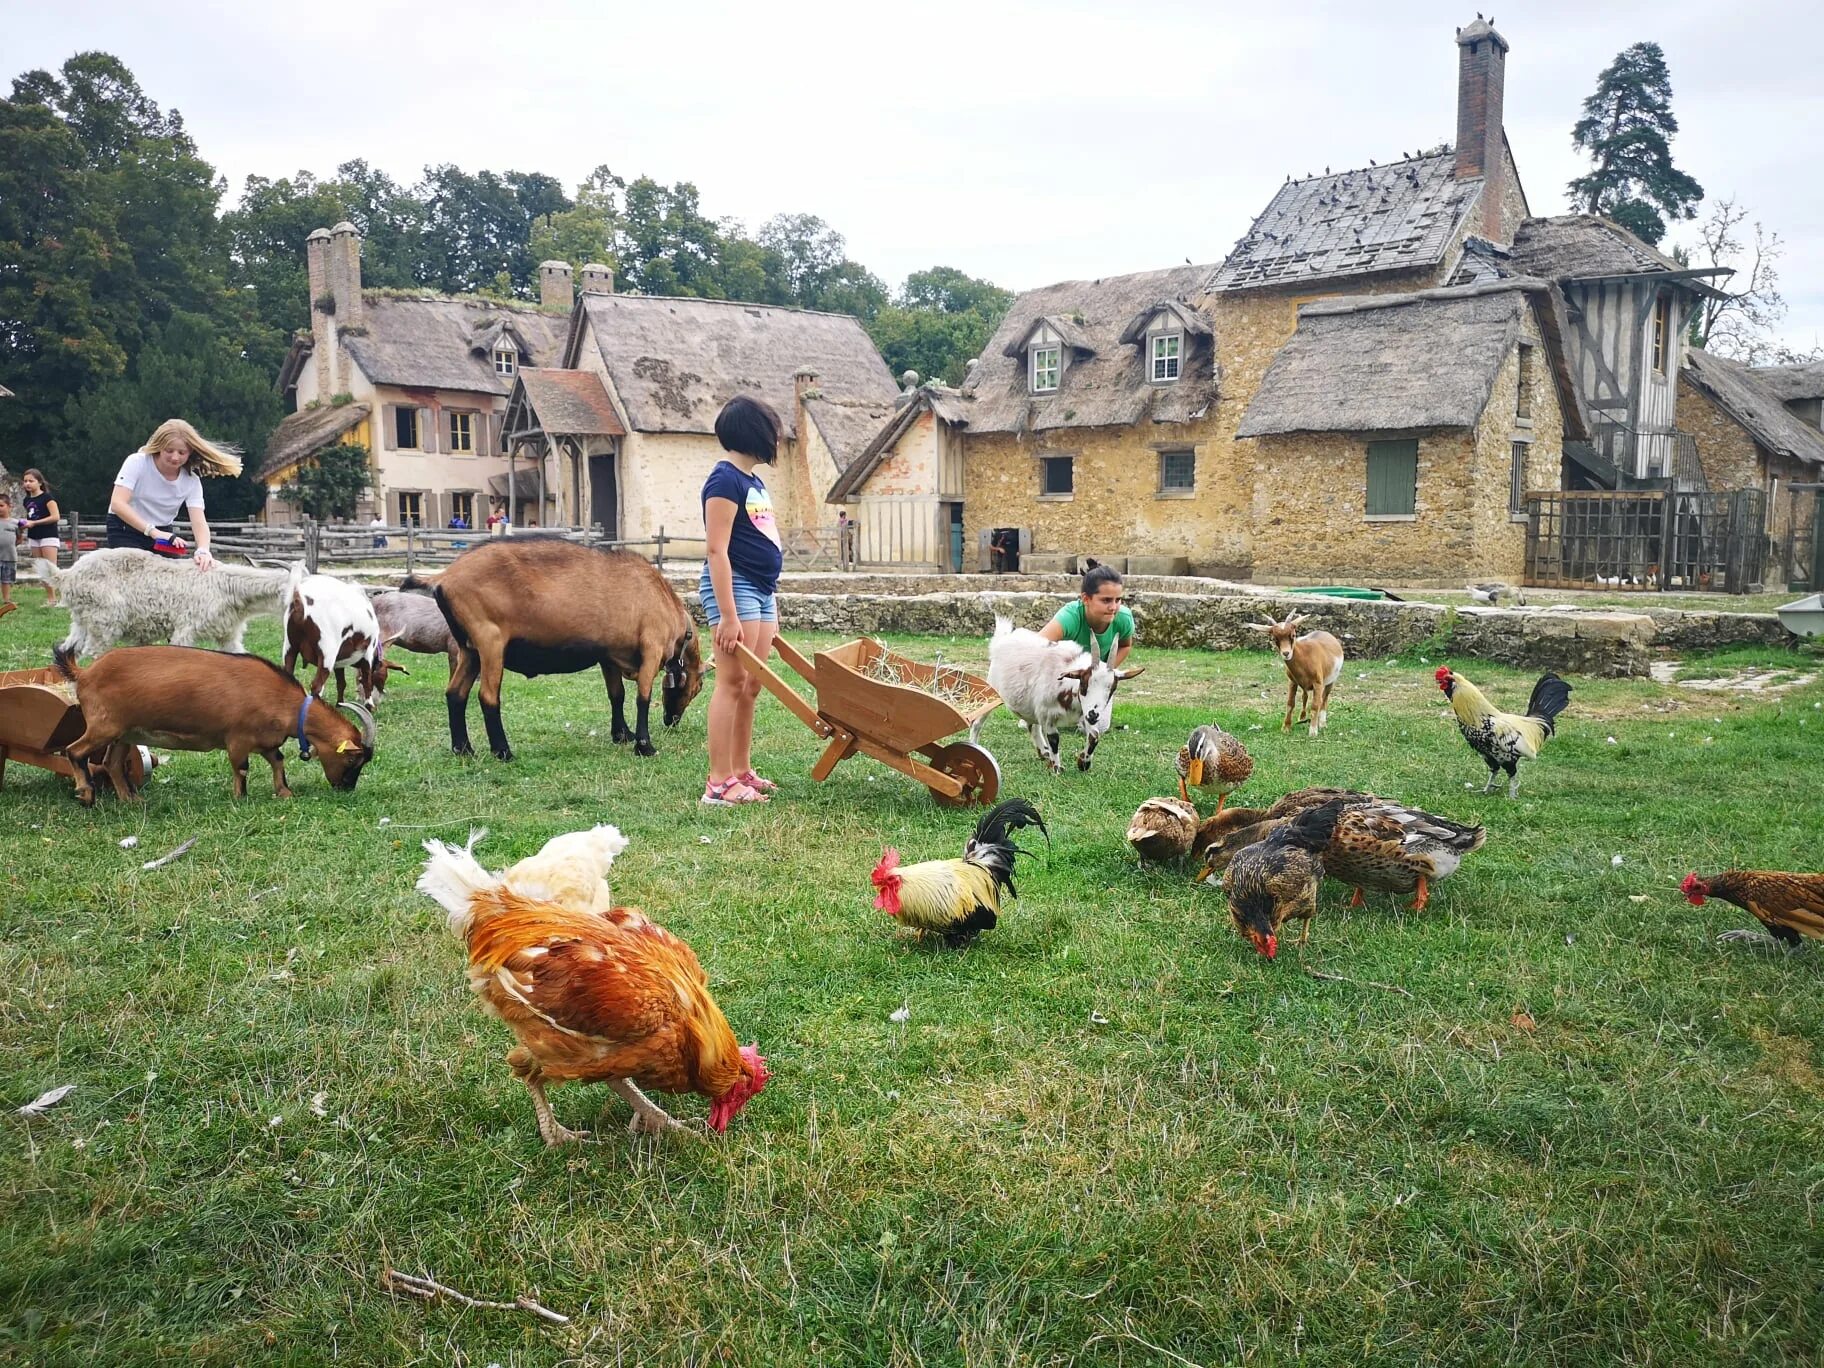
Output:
[406,540,703,761]
[54,645,375,804]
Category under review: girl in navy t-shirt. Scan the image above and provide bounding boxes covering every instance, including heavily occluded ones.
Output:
[699,396,785,806]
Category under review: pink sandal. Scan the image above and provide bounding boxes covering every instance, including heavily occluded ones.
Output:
[737,769,777,795]
[701,777,769,806]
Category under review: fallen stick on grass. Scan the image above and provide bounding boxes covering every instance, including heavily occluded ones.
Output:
[380,1268,570,1324]
[140,837,199,872]
[1303,966,1414,998]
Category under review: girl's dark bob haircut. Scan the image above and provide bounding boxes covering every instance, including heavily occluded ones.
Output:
[1080,560,1124,596]
[714,395,782,463]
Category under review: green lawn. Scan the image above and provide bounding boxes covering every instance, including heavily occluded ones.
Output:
[3,590,1822,1366]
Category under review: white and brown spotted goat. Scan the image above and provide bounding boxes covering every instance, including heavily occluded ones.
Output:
[283,563,388,704]
[1247,611,1344,736]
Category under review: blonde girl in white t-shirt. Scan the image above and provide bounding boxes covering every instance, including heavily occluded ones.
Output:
[106,418,243,570]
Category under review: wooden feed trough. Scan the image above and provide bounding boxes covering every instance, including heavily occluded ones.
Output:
[0,666,149,796]
[736,636,1002,806]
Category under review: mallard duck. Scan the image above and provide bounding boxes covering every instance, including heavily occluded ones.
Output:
[1196,798,1484,911]
[1196,801,1346,958]
[1126,796,1197,863]
[1192,787,1374,860]
[1175,724,1253,813]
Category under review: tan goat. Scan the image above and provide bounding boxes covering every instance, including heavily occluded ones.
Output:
[1247,612,1345,736]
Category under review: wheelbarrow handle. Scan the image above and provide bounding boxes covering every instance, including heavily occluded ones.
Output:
[735,642,832,739]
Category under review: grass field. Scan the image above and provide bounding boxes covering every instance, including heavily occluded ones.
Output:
[3,591,1823,1366]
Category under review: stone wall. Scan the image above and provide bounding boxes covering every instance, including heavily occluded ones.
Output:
[1678,382,1763,493]
[673,579,1792,678]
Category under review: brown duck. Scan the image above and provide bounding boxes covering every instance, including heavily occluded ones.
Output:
[1196,798,1484,911]
[1192,787,1375,860]
[1127,796,1198,863]
[1175,725,1253,814]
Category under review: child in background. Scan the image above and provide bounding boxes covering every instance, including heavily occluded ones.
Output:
[0,494,16,604]
[1041,561,1135,666]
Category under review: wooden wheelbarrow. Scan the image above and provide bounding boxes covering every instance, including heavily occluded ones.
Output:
[0,666,151,797]
[736,636,1002,806]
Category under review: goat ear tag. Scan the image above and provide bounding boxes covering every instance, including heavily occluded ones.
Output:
[335,739,355,753]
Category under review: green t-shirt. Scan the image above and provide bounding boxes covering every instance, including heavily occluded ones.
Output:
[1053,600,1135,657]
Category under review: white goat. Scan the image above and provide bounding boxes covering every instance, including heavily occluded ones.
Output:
[282,563,386,703]
[33,549,290,656]
[363,590,459,703]
[971,615,1144,773]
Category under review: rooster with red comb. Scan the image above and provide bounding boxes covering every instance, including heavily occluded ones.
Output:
[872,798,1048,947]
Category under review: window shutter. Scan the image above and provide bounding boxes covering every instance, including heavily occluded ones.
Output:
[420,407,439,454]
[381,405,397,451]
[977,529,992,572]
[475,410,491,457]
[1365,440,1418,516]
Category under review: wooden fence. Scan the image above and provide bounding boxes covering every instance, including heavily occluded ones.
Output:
[1524,488,1768,594]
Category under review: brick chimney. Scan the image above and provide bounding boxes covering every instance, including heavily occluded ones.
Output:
[539,260,574,311]
[1454,16,1510,242]
[305,227,334,397]
[328,221,365,332]
[580,262,615,295]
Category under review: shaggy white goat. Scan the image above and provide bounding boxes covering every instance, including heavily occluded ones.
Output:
[970,615,1143,773]
[282,564,385,703]
[33,549,290,656]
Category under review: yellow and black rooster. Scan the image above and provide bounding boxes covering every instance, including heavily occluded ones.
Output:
[871,799,1048,946]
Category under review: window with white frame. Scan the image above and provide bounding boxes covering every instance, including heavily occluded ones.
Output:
[1158,448,1194,493]
[1150,333,1182,382]
[493,346,517,377]
[448,411,474,453]
[1030,345,1060,393]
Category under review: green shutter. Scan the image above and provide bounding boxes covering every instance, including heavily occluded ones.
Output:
[1366,440,1417,516]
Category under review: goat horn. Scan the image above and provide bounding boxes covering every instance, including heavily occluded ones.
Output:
[338,701,376,749]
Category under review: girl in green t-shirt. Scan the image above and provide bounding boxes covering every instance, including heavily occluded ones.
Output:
[1042,563,1134,665]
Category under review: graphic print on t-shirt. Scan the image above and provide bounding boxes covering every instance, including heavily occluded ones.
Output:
[745,484,781,547]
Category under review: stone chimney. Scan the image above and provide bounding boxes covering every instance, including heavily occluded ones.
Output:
[305,227,334,397]
[539,260,574,311]
[580,262,615,295]
[329,220,365,331]
[1455,17,1510,242]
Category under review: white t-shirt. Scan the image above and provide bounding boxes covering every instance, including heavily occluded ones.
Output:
[114,451,205,526]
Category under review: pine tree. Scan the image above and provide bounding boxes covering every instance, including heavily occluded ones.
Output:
[1566,42,1704,246]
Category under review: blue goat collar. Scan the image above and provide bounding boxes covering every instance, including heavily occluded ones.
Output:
[295,696,313,759]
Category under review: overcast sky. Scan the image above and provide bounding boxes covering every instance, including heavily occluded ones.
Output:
[12,0,1822,353]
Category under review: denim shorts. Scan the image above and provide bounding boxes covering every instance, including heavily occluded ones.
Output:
[699,563,778,625]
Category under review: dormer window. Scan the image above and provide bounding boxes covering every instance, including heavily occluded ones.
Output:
[1150,333,1182,383]
[1031,345,1060,393]
[493,345,518,377]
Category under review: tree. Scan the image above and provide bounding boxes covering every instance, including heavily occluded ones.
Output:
[866,267,1012,386]
[1674,197,1789,362]
[281,440,372,521]
[1566,42,1704,246]
[529,165,624,281]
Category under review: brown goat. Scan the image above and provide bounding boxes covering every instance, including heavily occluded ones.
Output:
[405,541,703,761]
[1246,612,1345,736]
[54,645,375,804]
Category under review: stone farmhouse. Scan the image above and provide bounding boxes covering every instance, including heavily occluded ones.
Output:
[1678,350,1824,549]
[829,17,1783,584]
[264,230,898,547]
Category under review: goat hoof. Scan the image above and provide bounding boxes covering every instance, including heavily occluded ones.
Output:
[491,747,515,762]
[1076,754,1092,772]
[611,728,633,745]
[452,742,475,758]
[634,740,657,758]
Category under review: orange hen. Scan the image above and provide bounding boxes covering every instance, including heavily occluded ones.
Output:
[418,831,768,1145]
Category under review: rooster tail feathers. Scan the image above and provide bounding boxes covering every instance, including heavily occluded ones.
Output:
[969,797,1048,854]
[1285,799,1346,852]
[1526,673,1573,732]
[416,827,496,935]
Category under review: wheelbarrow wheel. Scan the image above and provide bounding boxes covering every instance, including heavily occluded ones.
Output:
[926,741,1000,808]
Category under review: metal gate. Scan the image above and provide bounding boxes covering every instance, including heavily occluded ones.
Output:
[1525,488,1768,594]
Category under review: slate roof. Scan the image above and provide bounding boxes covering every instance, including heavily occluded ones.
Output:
[1207,151,1482,293]
[1684,349,1824,468]
[509,369,625,437]
[258,402,372,480]
[964,264,1220,435]
[571,293,898,464]
[340,295,569,395]
[1237,279,1584,439]
[1751,360,1824,404]
[1507,215,1696,281]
